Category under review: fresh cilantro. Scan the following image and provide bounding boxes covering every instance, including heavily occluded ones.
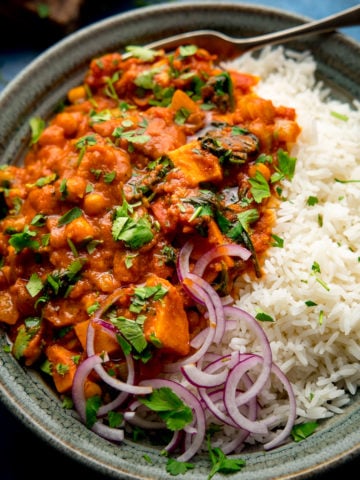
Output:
[85,395,102,429]
[291,421,318,442]
[305,300,317,307]
[13,317,41,360]
[237,208,259,232]
[112,126,151,145]
[255,309,275,322]
[104,72,120,102]
[26,272,43,297]
[271,234,284,248]
[56,363,69,376]
[29,116,45,145]
[57,207,83,227]
[130,284,169,314]
[334,177,360,183]
[311,261,330,291]
[207,436,246,479]
[112,198,154,249]
[174,107,191,125]
[87,301,100,315]
[179,45,198,57]
[330,111,349,121]
[89,109,113,124]
[271,149,297,182]
[248,170,271,203]
[31,213,46,227]
[166,457,195,475]
[104,171,116,183]
[306,196,318,206]
[111,316,148,353]
[125,45,161,62]
[8,225,39,253]
[108,411,123,428]
[138,387,193,431]
[27,172,57,188]
[75,135,97,165]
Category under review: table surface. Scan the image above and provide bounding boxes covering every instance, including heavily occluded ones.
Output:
[0,1,359,479]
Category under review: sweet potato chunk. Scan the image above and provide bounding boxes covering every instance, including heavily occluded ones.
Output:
[74,320,121,355]
[46,344,78,393]
[143,274,190,356]
[167,140,222,186]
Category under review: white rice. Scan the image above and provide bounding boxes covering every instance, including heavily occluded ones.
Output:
[218,46,360,444]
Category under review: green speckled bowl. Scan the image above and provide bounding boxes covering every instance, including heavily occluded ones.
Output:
[0,2,359,479]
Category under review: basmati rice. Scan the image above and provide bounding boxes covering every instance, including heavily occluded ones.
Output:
[212,45,360,446]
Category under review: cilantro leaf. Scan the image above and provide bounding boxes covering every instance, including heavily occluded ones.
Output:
[138,387,193,431]
[166,458,195,475]
[57,207,83,227]
[112,200,154,249]
[207,436,246,479]
[125,45,161,62]
[85,395,101,429]
[111,316,147,353]
[255,309,275,322]
[8,225,39,253]
[29,116,45,145]
[248,170,270,203]
[26,272,44,297]
[291,421,318,442]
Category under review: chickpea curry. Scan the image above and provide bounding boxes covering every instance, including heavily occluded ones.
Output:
[0,45,300,400]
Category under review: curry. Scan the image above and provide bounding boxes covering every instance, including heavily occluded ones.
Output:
[0,44,300,399]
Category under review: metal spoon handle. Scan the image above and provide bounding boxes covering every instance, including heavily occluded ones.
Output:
[240,4,360,49]
[146,5,360,59]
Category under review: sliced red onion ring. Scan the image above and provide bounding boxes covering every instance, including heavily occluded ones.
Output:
[124,400,165,429]
[185,272,226,343]
[223,306,273,406]
[86,319,151,396]
[72,353,124,442]
[263,362,297,450]
[176,240,194,282]
[224,355,272,434]
[193,243,251,277]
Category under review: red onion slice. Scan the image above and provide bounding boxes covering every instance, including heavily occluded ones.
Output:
[223,306,273,406]
[72,353,124,442]
[193,243,251,277]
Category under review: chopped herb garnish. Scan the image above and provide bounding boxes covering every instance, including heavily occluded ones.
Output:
[291,421,318,442]
[166,458,194,475]
[271,234,284,248]
[306,196,318,206]
[138,387,193,431]
[29,116,45,145]
[207,435,246,479]
[248,170,271,203]
[85,395,102,429]
[255,309,275,322]
[57,207,83,227]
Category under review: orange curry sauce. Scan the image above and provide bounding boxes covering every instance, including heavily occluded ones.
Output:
[0,45,300,395]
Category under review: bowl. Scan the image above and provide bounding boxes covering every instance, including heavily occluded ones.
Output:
[0,2,359,479]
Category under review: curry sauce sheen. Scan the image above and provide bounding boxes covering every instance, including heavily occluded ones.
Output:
[0,45,300,396]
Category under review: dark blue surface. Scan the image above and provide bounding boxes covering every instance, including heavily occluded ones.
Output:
[0,1,359,479]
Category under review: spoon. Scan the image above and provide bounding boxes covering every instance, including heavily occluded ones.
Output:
[145,4,360,60]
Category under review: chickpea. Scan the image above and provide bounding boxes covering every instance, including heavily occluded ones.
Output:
[65,176,87,201]
[53,112,78,137]
[66,217,95,243]
[83,192,108,215]
[67,85,87,104]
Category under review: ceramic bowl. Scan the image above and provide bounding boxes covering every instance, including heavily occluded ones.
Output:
[0,2,359,479]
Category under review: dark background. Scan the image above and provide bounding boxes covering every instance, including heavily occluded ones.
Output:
[0,1,359,479]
